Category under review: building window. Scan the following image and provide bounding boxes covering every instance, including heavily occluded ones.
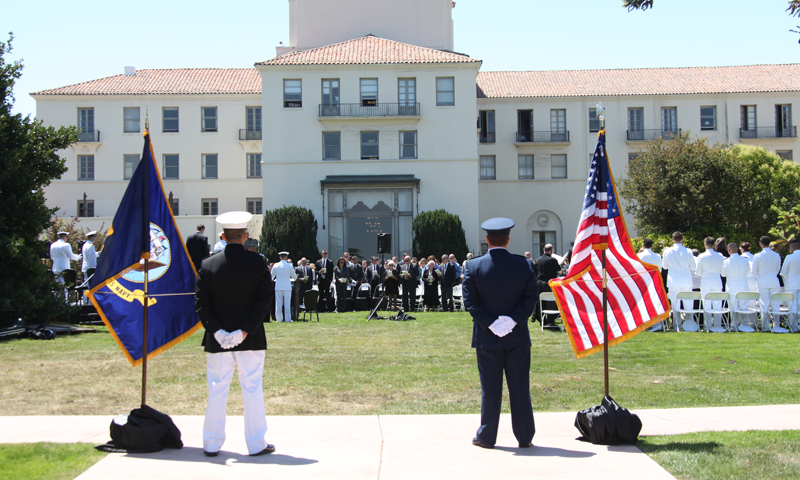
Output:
[777,104,793,136]
[163,107,179,132]
[322,79,340,107]
[202,154,218,179]
[163,154,179,180]
[360,78,378,107]
[589,108,601,132]
[480,155,496,180]
[517,109,533,141]
[628,153,640,163]
[78,155,94,181]
[170,198,179,216]
[78,108,94,141]
[77,199,94,218]
[123,154,140,180]
[398,78,416,112]
[201,107,218,132]
[247,153,262,178]
[518,155,534,180]
[533,231,556,258]
[741,105,757,137]
[550,109,566,141]
[700,106,716,131]
[323,132,341,160]
[628,107,644,140]
[124,107,140,133]
[662,107,677,132]
[777,150,793,161]
[284,79,302,108]
[202,198,218,216]
[479,110,495,143]
[247,106,261,132]
[361,131,379,159]
[551,154,567,179]
[436,77,454,106]
[247,198,263,215]
[480,243,488,255]
[399,131,417,159]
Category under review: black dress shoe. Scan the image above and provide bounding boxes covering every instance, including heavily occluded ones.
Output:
[519,442,532,448]
[472,437,494,449]
[250,444,276,456]
[204,450,219,457]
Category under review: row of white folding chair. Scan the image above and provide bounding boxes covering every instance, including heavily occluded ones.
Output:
[673,291,796,333]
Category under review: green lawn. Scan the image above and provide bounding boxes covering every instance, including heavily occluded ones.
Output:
[0,443,106,480]
[638,430,800,480]
[1,311,799,416]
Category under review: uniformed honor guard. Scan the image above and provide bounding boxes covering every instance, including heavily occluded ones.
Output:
[195,211,275,457]
[50,231,81,281]
[462,218,538,449]
[271,251,297,322]
[81,231,98,274]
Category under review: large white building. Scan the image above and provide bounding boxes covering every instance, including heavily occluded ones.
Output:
[33,0,800,260]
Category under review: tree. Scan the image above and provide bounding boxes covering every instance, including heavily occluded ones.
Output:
[0,33,80,327]
[623,0,800,16]
[619,134,800,247]
[412,209,469,260]
[258,205,319,264]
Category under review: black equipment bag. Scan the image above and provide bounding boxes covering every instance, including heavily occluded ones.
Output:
[95,405,183,453]
[574,395,642,445]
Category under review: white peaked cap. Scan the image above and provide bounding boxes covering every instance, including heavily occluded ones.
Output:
[216,211,252,229]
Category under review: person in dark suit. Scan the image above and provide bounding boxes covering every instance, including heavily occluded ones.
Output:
[399,255,420,312]
[333,257,350,312]
[315,250,334,312]
[186,224,210,272]
[348,254,364,308]
[535,244,561,329]
[463,218,538,450]
[295,258,314,310]
[195,212,275,457]
[383,261,401,310]
[441,254,457,312]
[366,256,385,307]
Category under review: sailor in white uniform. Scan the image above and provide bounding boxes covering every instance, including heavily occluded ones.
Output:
[694,237,725,331]
[721,242,755,331]
[213,232,227,254]
[81,231,98,274]
[779,240,800,332]
[661,231,696,331]
[752,236,783,331]
[637,238,662,270]
[50,232,81,279]
[271,251,297,322]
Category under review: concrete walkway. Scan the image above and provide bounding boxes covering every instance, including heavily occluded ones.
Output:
[2,405,800,479]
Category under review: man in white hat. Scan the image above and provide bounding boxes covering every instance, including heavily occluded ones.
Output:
[50,232,81,281]
[271,251,297,322]
[213,232,227,254]
[81,231,98,275]
[195,211,275,457]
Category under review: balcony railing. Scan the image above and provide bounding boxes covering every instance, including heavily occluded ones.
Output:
[239,129,262,141]
[739,126,797,139]
[627,128,681,141]
[77,130,100,142]
[516,131,570,143]
[318,103,420,117]
[479,133,496,143]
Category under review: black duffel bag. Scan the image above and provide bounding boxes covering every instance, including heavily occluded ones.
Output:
[574,395,642,445]
[96,405,183,453]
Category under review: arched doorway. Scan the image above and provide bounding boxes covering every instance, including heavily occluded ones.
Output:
[526,210,564,257]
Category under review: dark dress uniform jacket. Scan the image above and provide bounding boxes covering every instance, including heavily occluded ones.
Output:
[196,244,272,353]
[186,232,210,271]
[463,248,539,348]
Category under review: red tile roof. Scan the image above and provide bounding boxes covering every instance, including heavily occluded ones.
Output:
[256,35,479,66]
[31,68,261,96]
[476,64,800,98]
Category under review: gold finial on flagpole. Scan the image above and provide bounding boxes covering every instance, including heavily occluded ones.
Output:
[596,102,606,131]
[145,107,149,132]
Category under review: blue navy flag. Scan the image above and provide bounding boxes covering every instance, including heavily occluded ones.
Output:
[87,131,201,366]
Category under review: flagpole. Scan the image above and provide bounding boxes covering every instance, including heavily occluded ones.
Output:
[142,258,149,407]
[602,249,609,398]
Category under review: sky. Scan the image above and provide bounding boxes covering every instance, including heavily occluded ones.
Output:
[3,0,799,119]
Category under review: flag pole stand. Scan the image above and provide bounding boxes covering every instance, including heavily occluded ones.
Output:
[142,258,149,407]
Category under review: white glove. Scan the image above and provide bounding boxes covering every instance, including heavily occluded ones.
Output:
[214,330,230,347]
[223,330,244,349]
[488,316,517,338]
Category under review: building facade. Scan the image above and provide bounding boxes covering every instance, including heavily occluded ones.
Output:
[32,0,800,259]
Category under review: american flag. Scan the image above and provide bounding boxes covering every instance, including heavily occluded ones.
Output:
[549,131,670,358]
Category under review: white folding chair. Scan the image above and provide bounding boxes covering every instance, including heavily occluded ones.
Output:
[416,284,425,312]
[767,292,795,334]
[703,292,730,333]
[453,284,463,311]
[538,292,561,331]
[673,291,703,332]
[731,291,761,332]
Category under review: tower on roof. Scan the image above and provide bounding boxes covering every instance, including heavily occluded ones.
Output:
[281,0,455,55]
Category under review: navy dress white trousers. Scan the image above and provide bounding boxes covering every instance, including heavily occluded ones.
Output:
[475,346,535,447]
[204,350,269,455]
